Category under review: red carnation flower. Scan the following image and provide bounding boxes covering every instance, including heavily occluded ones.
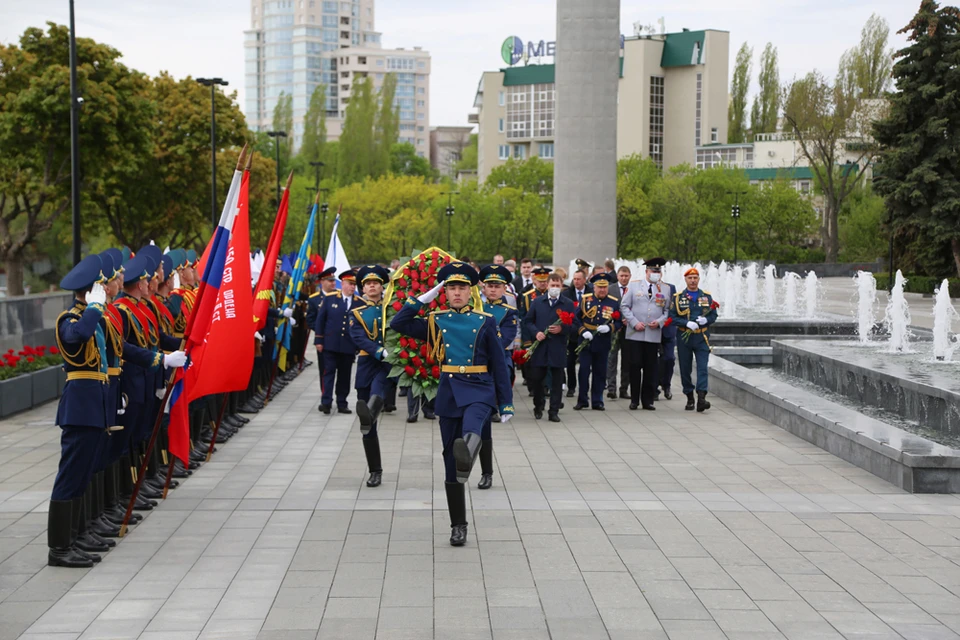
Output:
[663,317,672,328]
[420,271,428,281]
[431,365,440,378]
[419,344,429,357]
[431,250,439,262]
[512,349,528,366]
[403,267,411,276]
[426,355,435,365]
[710,300,721,310]
[392,301,403,312]
[397,290,406,300]
[411,356,422,367]
[404,365,416,377]
[418,367,428,379]
[429,300,438,309]
[611,311,621,320]
[410,271,419,281]
[399,350,410,360]
[26,356,34,363]
[417,253,426,262]
[397,278,407,288]
[411,281,421,293]
[49,346,59,355]
[438,293,446,305]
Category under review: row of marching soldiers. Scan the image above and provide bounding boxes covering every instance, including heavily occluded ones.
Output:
[47,245,309,568]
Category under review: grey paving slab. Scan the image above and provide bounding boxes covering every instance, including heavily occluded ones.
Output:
[9,353,960,638]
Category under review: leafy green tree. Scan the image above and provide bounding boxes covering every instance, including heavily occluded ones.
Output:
[295,84,327,172]
[728,43,753,143]
[838,185,887,262]
[740,176,819,262]
[453,134,478,173]
[0,23,154,294]
[874,0,960,275]
[271,92,293,174]
[485,157,553,194]
[338,76,376,185]
[373,73,399,177]
[390,142,435,179]
[750,44,780,135]
[839,14,894,100]
[616,155,660,257]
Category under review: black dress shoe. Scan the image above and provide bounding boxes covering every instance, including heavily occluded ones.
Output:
[573,403,587,411]
[75,532,110,553]
[663,389,673,400]
[383,404,397,413]
[548,412,561,423]
[337,407,352,414]
[366,471,382,487]
[642,404,656,411]
[450,524,468,546]
[48,547,94,568]
[629,403,639,410]
[478,474,493,490]
[607,392,617,399]
[592,405,605,411]
[534,409,543,420]
[423,409,435,420]
[406,415,418,423]
[319,404,331,414]
[566,389,575,398]
[619,390,630,399]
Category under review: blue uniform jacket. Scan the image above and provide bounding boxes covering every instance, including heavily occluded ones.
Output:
[575,293,623,354]
[306,291,324,345]
[522,294,576,369]
[517,287,547,345]
[483,299,518,367]
[55,300,110,429]
[315,291,362,354]
[668,289,718,347]
[661,282,679,340]
[349,298,391,390]
[390,299,513,417]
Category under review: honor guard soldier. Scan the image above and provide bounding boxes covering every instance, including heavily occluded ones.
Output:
[307,266,337,397]
[573,272,622,411]
[522,272,576,422]
[477,264,519,490]
[390,262,513,546]
[316,269,362,415]
[349,264,392,488]
[668,268,718,412]
[622,258,672,410]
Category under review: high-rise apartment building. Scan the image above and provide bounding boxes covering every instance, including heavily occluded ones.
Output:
[245,0,431,159]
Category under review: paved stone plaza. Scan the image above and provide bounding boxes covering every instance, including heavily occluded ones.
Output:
[5,356,960,639]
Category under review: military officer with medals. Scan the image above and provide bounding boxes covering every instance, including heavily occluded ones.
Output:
[390,262,514,546]
[349,264,392,488]
[307,266,337,396]
[316,269,362,415]
[668,268,718,412]
[621,258,671,410]
[477,264,518,490]
[573,272,622,411]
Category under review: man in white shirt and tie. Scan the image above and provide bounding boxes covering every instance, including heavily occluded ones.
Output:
[512,258,534,293]
[606,266,632,399]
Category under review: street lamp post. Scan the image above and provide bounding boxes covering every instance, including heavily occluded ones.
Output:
[443,191,459,251]
[266,131,288,206]
[68,0,82,267]
[727,190,747,265]
[196,77,229,231]
[309,161,325,256]
[319,189,330,258]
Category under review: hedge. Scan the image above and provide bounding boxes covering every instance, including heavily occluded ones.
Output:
[873,273,960,298]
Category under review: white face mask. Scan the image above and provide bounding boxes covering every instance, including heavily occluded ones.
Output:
[547,287,562,299]
[649,273,661,283]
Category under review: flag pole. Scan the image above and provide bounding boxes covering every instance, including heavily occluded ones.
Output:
[120,146,247,536]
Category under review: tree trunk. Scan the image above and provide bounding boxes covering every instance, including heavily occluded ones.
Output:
[824,200,839,263]
[5,255,24,297]
[951,238,960,280]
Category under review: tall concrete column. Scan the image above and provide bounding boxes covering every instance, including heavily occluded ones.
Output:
[553,0,620,267]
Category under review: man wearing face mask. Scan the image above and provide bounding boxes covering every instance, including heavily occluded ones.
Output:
[620,258,669,411]
[522,272,576,422]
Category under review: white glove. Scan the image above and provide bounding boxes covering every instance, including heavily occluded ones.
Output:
[288,317,297,327]
[163,350,187,369]
[582,331,593,341]
[597,324,611,334]
[87,282,107,306]
[686,321,699,331]
[254,331,264,343]
[500,414,512,424]
[282,307,294,318]
[118,394,127,416]
[418,281,444,304]
[697,316,708,326]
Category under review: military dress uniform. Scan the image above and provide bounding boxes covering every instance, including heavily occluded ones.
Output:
[477,264,519,490]
[390,262,513,547]
[517,268,550,391]
[349,265,392,487]
[307,266,337,397]
[522,281,576,422]
[316,270,362,414]
[574,273,622,411]
[668,268,718,412]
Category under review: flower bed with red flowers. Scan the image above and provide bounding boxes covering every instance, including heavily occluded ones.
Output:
[0,345,61,381]
[383,247,456,400]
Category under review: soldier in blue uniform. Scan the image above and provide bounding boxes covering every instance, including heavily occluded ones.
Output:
[349,265,392,487]
[307,266,337,403]
[316,269,362,415]
[574,272,623,411]
[522,272,576,422]
[668,268,718,412]
[390,262,513,546]
[476,264,518,490]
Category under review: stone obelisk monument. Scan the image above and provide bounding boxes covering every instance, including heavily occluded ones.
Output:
[553,0,620,267]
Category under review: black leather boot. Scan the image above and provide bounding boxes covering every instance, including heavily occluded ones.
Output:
[453,432,482,484]
[362,436,383,487]
[72,497,104,559]
[477,439,493,490]
[697,391,711,413]
[357,395,383,436]
[47,500,92,568]
[685,393,695,411]
[445,482,468,547]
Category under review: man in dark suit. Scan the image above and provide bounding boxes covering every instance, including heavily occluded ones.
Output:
[522,272,576,422]
[315,270,363,414]
[562,268,592,398]
[512,258,534,293]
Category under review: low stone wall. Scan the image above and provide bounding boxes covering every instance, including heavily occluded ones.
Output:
[0,292,73,353]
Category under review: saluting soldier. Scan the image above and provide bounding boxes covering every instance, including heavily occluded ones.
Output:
[315,269,362,415]
[477,264,518,490]
[390,262,513,546]
[573,272,622,411]
[668,268,718,412]
[349,265,392,488]
[307,267,337,397]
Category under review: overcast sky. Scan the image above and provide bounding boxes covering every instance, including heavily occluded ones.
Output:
[3,0,916,129]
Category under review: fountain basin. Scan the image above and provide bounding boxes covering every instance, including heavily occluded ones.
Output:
[710,355,960,493]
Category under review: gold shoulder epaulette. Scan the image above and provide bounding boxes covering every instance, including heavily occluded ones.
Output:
[701,290,712,296]
[473,308,492,317]
[324,290,340,297]
[582,292,594,299]
[502,303,517,311]
[607,294,619,301]
[309,292,321,298]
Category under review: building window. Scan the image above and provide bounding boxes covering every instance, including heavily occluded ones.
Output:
[417,126,424,132]
[649,76,664,166]
[341,84,349,91]
[309,0,314,6]
[358,56,367,65]
[340,16,350,24]
[498,118,504,133]
[695,73,702,148]
[498,145,510,160]
[533,83,554,137]
[711,127,719,143]
[417,100,425,107]
[539,143,554,159]
[513,145,526,159]
[498,91,504,107]
[417,138,424,145]
[799,180,811,194]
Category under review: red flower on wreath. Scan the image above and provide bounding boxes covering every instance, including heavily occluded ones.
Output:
[399,350,410,360]
[419,344,429,357]
[404,365,416,377]
[411,356,422,368]
[431,365,440,378]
